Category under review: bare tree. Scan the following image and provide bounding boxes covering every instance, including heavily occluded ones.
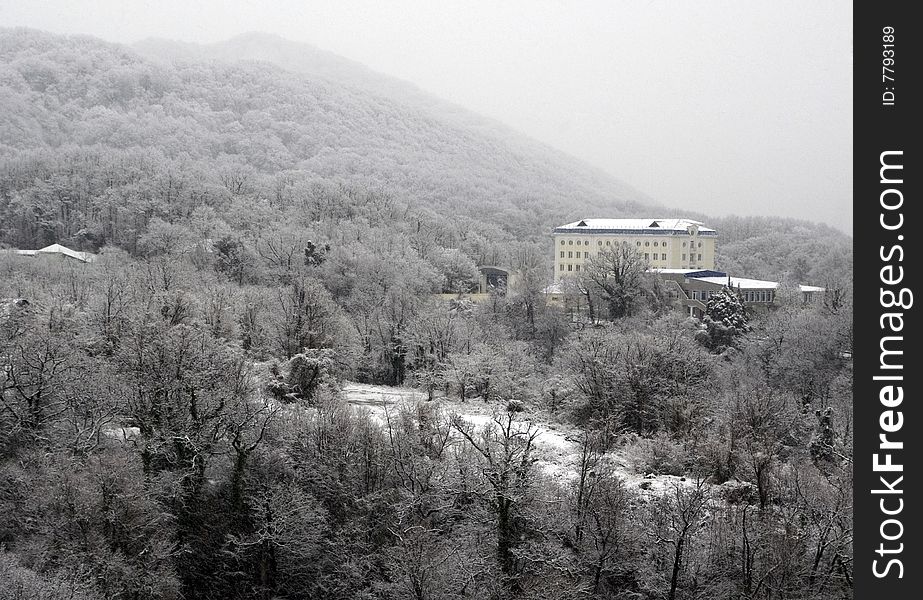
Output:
[653,478,711,600]
[581,245,648,319]
[452,411,540,580]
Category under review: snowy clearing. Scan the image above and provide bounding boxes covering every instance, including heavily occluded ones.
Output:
[343,381,690,497]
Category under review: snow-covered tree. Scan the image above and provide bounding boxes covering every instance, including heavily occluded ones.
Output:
[705,287,749,330]
[696,287,749,352]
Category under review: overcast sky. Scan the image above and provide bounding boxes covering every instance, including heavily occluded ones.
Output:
[1,0,852,233]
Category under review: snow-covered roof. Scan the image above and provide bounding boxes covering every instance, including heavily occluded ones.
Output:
[694,276,778,289]
[16,244,95,263]
[654,268,727,277]
[554,218,717,236]
[652,268,701,274]
[693,276,825,293]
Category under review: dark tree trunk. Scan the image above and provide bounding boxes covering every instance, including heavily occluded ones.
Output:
[669,537,684,600]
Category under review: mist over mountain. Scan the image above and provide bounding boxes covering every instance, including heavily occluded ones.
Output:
[1,27,849,283]
[134,32,438,109]
[1,29,655,236]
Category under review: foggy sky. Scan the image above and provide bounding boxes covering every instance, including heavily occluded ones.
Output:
[0,0,852,233]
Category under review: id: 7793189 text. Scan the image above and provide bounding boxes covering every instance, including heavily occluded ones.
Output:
[882,26,895,106]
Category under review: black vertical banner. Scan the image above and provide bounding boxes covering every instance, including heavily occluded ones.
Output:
[854,2,920,598]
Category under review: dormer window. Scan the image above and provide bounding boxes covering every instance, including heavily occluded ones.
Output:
[576,220,588,227]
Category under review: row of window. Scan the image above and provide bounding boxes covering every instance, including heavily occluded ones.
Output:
[559,251,704,261]
[741,290,774,303]
[560,262,701,273]
[688,289,774,303]
[689,290,716,301]
[560,239,706,248]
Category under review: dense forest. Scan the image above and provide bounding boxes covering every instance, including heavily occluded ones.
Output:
[1,28,852,600]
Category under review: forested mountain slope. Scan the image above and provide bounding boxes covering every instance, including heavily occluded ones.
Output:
[1,28,652,248]
[135,33,853,285]
[1,28,850,283]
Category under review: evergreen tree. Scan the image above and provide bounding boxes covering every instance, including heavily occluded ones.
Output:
[696,287,749,352]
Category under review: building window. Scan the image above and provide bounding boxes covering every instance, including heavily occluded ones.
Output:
[567,264,572,271]
[682,242,687,247]
[653,241,658,247]
[584,252,589,258]
[584,240,589,245]
[607,241,612,246]
[560,240,565,245]
[698,253,702,261]
[636,241,641,246]
[576,240,581,246]
[698,242,702,248]
[644,253,649,260]
[559,264,564,271]
[568,251,573,258]
[560,251,564,258]
[575,264,580,272]
[568,240,573,245]
[598,241,603,246]
[661,253,666,260]
[682,253,686,260]
[645,241,650,246]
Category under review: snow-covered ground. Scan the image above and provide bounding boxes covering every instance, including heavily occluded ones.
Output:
[343,381,689,497]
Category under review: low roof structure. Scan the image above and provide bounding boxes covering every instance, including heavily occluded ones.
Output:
[544,268,824,296]
[15,244,95,263]
[690,275,824,294]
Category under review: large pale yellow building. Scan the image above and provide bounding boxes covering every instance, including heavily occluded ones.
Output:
[553,218,717,281]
